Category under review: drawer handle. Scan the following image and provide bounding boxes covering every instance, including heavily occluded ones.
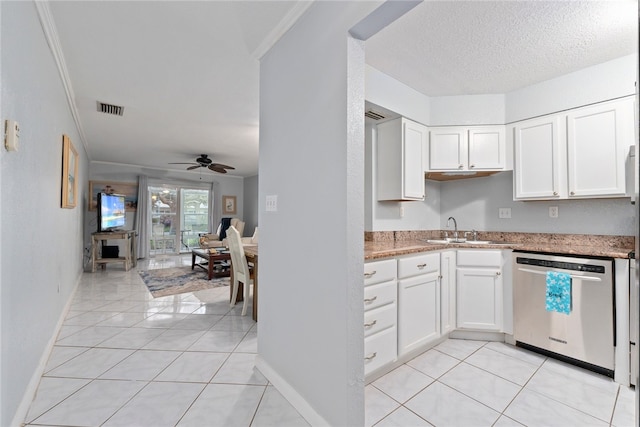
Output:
[417,263,427,268]
[364,271,377,278]
[364,352,377,361]
[364,320,377,328]
[364,296,378,303]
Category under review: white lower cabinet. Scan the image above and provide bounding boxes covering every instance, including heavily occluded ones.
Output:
[456,250,503,331]
[398,272,440,355]
[397,252,441,356]
[364,259,397,376]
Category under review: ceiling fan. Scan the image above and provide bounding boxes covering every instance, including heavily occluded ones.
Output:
[169,154,235,174]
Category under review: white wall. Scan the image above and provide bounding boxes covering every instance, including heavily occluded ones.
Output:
[506,54,637,123]
[366,54,638,236]
[258,2,385,425]
[1,3,88,425]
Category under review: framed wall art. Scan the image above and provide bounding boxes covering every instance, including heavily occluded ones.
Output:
[222,195,237,215]
[89,180,138,211]
[61,134,78,209]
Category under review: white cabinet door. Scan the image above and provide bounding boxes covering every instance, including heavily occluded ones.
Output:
[456,267,503,331]
[377,117,426,201]
[468,127,506,170]
[566,98,634,198]
[398,272,440,355]
[513,115,562,199]
[403,120,427,199]
[428,128,467,170]
[440,251,456,335]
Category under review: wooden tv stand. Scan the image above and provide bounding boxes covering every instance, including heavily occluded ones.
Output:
[91,230,136,272]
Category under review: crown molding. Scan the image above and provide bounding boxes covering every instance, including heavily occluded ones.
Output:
[251,0,314,60]
[35,1,89,156]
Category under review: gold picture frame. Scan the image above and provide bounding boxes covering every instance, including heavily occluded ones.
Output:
[61,134,78,208]
[223,195,237,215]
[89,180,138,211]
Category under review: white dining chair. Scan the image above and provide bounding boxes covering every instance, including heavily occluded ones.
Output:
[227,225,253,316]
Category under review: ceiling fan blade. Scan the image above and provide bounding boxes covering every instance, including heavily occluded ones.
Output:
[187,165,201,170]
[211,163,235,170]
[209,165,228,174]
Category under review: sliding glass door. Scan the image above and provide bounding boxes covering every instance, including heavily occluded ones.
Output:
[149,185,210,256]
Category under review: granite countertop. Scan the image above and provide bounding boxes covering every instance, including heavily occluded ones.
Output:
[364,231,635,260]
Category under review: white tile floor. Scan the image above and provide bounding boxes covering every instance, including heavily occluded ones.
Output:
[24,255,309,427]
[25,254,636,427]
[367,339,636,427]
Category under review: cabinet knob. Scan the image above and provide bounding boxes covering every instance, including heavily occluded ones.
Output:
[364,296,378,304]
[496,271,501,276]
[553,191,558,196]
[570,191,575,196]
[364,320,377,328]
[469,164,475,168]
[364,270,376,278]
[364,352,378,361]
[458,164,464,169]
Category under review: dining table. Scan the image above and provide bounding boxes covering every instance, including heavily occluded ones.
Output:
[229,245,258,321]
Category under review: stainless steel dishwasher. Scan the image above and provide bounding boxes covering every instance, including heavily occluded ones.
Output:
[513,251,615,376]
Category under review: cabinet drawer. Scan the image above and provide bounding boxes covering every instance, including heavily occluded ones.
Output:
[364,281,396,311]
[364,303,397,337]
[364,327,397,375]
[398,253,440,278]
[364,259,396,286]
[457,250,502,267]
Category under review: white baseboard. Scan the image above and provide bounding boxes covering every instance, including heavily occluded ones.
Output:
[255,355,330,427]
[11,275,81,427]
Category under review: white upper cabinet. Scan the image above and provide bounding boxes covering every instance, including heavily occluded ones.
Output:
[428,126,506,172]
[513,97,634,200]
[513,115,562,199]
[377,117,427,201]
[566,98,635,198]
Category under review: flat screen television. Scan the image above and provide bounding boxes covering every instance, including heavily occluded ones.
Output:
[97,192,126,232]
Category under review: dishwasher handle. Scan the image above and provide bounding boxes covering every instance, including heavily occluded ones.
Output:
[517,267,602,282]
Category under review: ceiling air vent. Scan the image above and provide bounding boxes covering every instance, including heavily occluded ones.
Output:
[365,109,386,120]
[97,101,124,116]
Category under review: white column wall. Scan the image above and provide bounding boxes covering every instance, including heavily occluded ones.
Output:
[256,2,380,425]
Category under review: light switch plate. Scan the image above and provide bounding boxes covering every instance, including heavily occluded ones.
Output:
[266,195,278,212]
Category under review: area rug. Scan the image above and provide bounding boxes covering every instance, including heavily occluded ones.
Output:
[138,266,229,297]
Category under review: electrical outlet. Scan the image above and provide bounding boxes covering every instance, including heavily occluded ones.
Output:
[498,208,511,219]
[549,206,559,218]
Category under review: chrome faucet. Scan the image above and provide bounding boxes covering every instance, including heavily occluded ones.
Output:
[447,217,458,241]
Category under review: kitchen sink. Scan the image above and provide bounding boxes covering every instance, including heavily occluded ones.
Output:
[424,239,516,246]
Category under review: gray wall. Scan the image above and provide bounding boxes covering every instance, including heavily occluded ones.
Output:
[243,175,258,236]
[1,3,88,425]
[440,172,636,235]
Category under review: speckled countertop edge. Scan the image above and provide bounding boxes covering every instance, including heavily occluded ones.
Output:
[364,231,635,260]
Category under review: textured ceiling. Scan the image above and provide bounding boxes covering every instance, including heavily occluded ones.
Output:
[366,1,638,96]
